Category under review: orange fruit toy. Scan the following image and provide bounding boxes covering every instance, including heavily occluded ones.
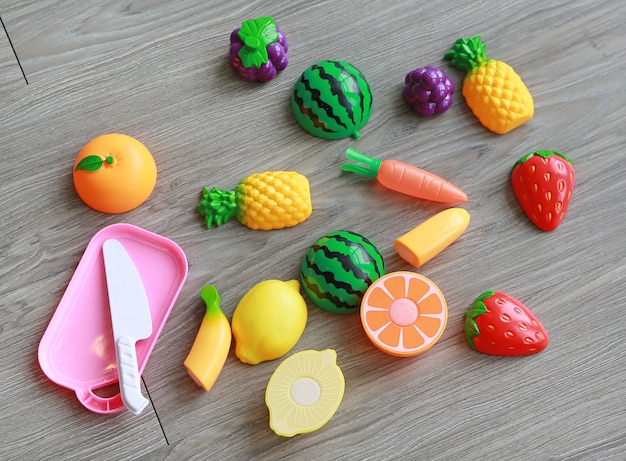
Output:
[361,271,448,357]
[73,133,157,213]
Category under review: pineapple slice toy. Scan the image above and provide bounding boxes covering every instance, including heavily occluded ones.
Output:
[444,36,534,134]
[197,171,312,230]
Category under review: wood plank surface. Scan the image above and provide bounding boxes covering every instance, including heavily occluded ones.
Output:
[1,0,624,459]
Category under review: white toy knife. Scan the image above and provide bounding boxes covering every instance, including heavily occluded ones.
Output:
[102,239,153,415]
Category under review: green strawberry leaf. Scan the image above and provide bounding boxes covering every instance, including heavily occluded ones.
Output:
[474,290,495,304]
[463,290,494,350]
[511,150,573,173]
[237,17,278,68]
[75,155,104,171]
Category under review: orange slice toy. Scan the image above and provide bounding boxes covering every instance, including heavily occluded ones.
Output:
[361,271,447,357]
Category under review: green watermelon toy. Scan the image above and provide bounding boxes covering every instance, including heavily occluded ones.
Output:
[300,230,386,314]
[291,60,374,139]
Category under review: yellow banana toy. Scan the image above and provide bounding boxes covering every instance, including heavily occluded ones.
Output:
[184,285,232,391]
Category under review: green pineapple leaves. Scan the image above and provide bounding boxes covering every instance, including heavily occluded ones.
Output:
[196,186,237,228]
[237,17,278,68]
[444,36,488,73]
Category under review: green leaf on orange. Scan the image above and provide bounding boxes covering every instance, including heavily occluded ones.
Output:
[75,155,104,171]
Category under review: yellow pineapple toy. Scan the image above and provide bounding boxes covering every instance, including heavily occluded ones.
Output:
[197,171,312,230]
[444,36,534,134]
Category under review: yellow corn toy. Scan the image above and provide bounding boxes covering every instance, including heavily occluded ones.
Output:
[445,36,534,134]
[184,286,231,392]
[196,170,312,230]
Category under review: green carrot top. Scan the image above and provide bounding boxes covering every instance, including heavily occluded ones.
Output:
[342,147,382,178]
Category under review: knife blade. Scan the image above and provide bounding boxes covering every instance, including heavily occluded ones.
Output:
[102,238,153,415]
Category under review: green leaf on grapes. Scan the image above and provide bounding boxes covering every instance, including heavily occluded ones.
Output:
[75,155,104,171]
[237,17,278,68]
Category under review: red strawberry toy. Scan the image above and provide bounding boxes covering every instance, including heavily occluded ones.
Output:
[511,150,575,231]
[464,291,549,356]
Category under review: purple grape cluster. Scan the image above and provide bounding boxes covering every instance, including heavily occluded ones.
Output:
[402,66,454,117]
[229,21,288,82]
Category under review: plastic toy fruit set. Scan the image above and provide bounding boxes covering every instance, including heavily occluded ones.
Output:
[49,15,571,440]
[296,222,466,358]
[187,26,562,437]
[182,281,343,438]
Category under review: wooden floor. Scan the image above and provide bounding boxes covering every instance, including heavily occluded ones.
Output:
[1,1,625,459]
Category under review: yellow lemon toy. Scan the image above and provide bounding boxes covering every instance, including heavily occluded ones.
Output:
[232,280,307,365]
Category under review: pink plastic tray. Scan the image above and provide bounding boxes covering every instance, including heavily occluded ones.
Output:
[38,223,188,414]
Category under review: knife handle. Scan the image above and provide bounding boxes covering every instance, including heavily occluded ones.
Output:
[115,336,149,415]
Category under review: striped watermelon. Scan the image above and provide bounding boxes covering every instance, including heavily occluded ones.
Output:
[300,230,386,314]
[291,60,374,140]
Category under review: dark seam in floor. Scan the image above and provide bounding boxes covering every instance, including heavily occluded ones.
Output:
[143,377,170,445]
[0,15,28,85]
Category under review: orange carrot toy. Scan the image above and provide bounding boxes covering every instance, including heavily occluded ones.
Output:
[342,148,467,203]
